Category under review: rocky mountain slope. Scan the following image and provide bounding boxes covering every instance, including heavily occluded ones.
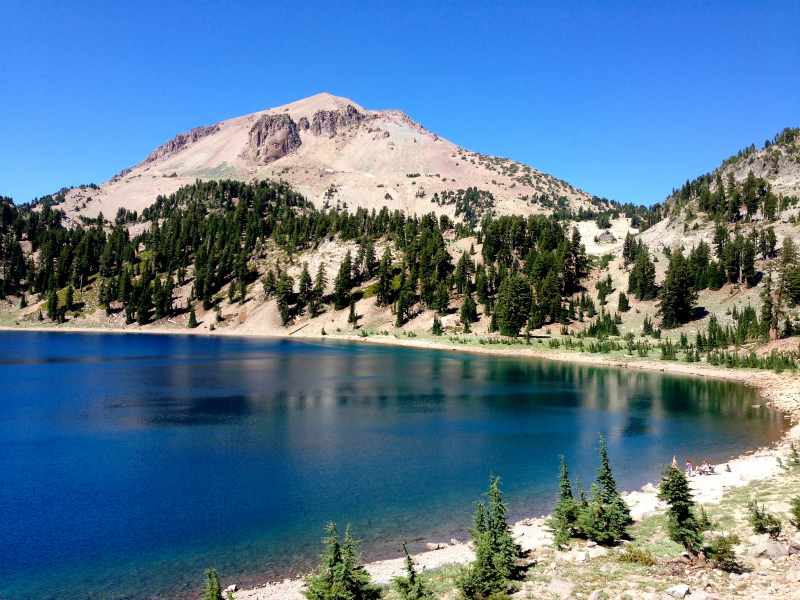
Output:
[56,93,601,225]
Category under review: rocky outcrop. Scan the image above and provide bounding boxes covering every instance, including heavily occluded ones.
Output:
[248,114,302,164]
[310,104,365,136]
[142,124,220,165]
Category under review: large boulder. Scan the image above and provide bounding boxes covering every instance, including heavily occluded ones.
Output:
[548,577,576,599]
[749,540,789,561]
[665,583,690,598]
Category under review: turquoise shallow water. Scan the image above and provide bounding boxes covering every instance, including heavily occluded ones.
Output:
[0,331,786,599]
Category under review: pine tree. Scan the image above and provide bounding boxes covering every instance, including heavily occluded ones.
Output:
[577,435,631,544]
[431,315,443,336]
[188,304,198,328]
[376,248,393,307]
[628,251,657,301]
[203,568,223,600]
[64,285,74,312]
[310,263,327,317]
[460,291,478,326]
[348,300,358,329]
[393,543,434,600]
[617,292,630,312]
[46,287,58,320]
[298,263,313,313]
[276,273,295,326]
[456,474,517,599]
[548,456,578,549]
[657,465,704,557]
[658,250,697,328]
[334,252,353,310]
[494,276,531,337]
[303,523,381,600]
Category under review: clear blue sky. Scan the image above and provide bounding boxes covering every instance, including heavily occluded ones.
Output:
[1,1,798,207]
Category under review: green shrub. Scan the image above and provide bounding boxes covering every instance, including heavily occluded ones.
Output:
[203,568,223,600]
[695,504,712,532]
[303,523,381,600]
[575,435,631,545]
[657,466,704,556]
[706,533,742,572]
[747,502,782,540]
[617,545,657,566]
[394,543,434,600]
[456,474,519,599]
[789,496,800,529]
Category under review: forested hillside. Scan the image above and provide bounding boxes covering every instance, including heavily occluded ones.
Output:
[3,126,800,373]
[0,180,591,335]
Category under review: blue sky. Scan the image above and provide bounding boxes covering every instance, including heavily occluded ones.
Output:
[1,1,798,206]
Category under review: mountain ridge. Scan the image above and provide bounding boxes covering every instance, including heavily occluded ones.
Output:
[50,93,600,226]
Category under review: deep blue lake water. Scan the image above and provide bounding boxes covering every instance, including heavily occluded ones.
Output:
[0,331,787,599]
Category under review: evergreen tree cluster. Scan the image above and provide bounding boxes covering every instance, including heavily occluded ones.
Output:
[548,436,631,548]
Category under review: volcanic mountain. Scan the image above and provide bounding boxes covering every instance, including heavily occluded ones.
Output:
[60,93,600,224]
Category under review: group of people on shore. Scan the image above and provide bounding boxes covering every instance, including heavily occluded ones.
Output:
[672,455,731,477]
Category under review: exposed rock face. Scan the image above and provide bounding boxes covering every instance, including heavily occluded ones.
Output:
[310,104,365,136]
[298,116,309,131]
[248,114,302,164]
[142,124,220,164]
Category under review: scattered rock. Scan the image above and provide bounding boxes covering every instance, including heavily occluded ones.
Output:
[665,583,690,598]
[587,546,608,559]
[548,577,576,599]
[587,590,606,600]
[450,538,460,546]
[749,541,789,561]
[789,533,800,555]
[226,584,238,592]
[686,591,722,600]
[425,543,439,551]
[641,483,657,493]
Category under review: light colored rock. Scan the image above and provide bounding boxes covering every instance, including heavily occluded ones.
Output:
[425,543,439,551]
[767,500,792,513]
[588,546,608,559]
[587,590,606,600]
[749,540,788,561]
[685,591,722,600]
[437,542,449,549]
[665,583,690,598]
[641,483,657,493]
[548,577,576,599]
[450,538,460,546]
[760,558,774,567]
[789,532,800,555]
[226,584,238,592]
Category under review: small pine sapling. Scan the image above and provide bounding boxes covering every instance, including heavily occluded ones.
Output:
[188,305,198,328]
[303,523,380,600]
[657,465,704,559]
[548,455,578,549]
[394,543,434,600]
[203,568,223,600]
[788,496,800,529]
[747,502,782,540]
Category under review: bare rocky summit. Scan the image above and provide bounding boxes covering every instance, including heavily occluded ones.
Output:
[61,93,596,223]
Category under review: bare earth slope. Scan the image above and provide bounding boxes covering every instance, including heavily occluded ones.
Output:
[62,93,596,222]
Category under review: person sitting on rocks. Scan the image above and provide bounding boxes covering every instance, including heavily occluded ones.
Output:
[725,463,732,473]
